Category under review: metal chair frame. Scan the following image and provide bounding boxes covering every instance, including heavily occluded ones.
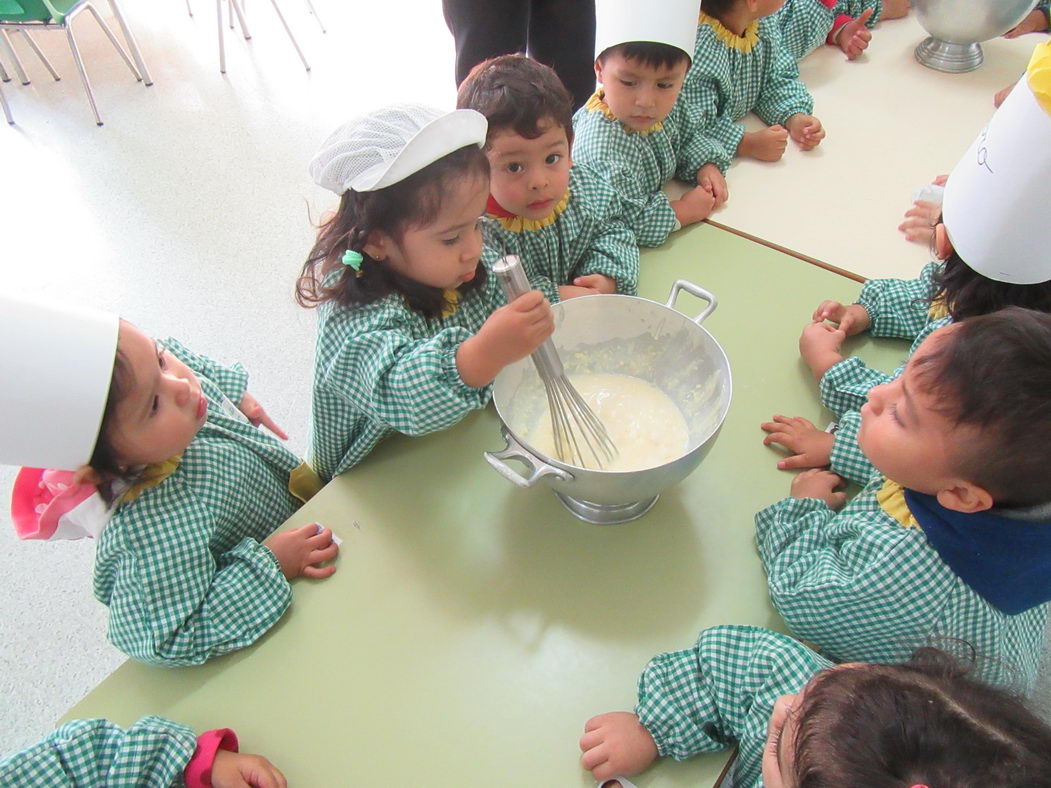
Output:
[188,0,320,73]
[0,0,152,125]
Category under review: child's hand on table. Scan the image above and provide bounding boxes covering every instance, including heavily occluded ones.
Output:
[812,300,870,335]
[672,184,717,226]
[739,126,789,161]
[561,274,616,300]
[790,469,847,510]
[239,393,289,440]
[457,290,554,387]
[834,9,873,60]
[212,749,287,788]
[579,712,658,783]
[264,523,339,581]
[697,163,728,208]
[785,114,825,151]
[799,321,846,380]
[761,415,834,470]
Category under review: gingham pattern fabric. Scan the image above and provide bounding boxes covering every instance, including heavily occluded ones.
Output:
[827,408,875,484]
[94,339,303,667]
[680,16,813,162]
[309,269,511,480]
[636,625,830,788]
[484,166,641,294]
[572,95,731,247]
[0,716,196,787]
[772,0,883,60]
[755,479,1051,693]
[855,261,940,340]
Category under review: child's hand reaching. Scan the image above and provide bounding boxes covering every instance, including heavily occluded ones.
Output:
[799,321,846,380]
[834,9,873,60]
[560,274,616,300]
[239,393,289,440]
[697,163,728,208]
[761,415,834,470]
[785,114,825,151]
[790,469,847,509]
[738,126,789,161]
[671,184,717,226]
[457,290,555,387]
[579,712,658,783]
[212,749,287,788]
[264,523,339,581]
[811,301,870,335]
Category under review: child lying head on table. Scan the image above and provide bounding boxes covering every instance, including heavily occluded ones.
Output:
[580,625,1051,788]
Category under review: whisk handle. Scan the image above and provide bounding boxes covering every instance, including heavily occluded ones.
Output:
[492,254,565,378]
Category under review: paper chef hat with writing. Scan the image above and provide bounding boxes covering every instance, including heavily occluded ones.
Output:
[594,0,699,63]
[0,293,119,470]
[942,42,1051,285]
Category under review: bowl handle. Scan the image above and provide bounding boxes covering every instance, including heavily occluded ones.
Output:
[484,430,574,488]
[665,280,718,325]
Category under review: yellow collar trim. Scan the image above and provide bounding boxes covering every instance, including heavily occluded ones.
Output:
[584,90,664,135]
[698,11,760,53]
[489,190,571,233]
[927,297,949,320]
[119,455,182,505]
[876,477,922,529]
[441,288,461,318]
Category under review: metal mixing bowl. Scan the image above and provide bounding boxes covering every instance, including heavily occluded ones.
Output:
[485,280,732,524]
[913,0,1039,72]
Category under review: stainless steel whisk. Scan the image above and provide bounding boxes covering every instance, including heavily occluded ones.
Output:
[492,254,618,469]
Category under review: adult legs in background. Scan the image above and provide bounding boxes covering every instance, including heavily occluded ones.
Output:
[442,0,596,111]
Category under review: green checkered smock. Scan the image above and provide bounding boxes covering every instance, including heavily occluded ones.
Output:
[821,262,946,483]
[484,166,640,294]
[309,271,512,480]
[94,339,304,667]
[755,477,1050,693]
[636,625,829,788]
[681,15,814,161]
[772,0,883,60]
[0,716,196,787]
[571,94,731,247]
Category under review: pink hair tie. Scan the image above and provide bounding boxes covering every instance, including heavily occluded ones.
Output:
[910,785,931,788]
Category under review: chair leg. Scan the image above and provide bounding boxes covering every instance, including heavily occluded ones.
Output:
[14,30,61,81]
[267,0,309,71]
[230,0,251,39]
[0,58,9,83]
[104,0,153,86]
[216,0,226,73]
[65,24,103,125]
[185,0,193,16]
[81,4,142,81]
[302,0,325,34]
[0,80,13,124]
[0,30,30,85]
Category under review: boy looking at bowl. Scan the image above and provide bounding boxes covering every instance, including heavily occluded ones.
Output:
[457,54,640,299]
[572,0,730,247]
[756,309,1051,693]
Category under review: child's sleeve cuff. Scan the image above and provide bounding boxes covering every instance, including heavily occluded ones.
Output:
[184,728,239,788]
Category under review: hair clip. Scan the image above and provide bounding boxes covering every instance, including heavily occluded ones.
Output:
[342,249,364,277]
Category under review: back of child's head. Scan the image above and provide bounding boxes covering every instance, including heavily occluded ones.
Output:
[699,0,737,18]
[298,105,490,318]
[88,342,137,501]
[913,307,1051,507]
[933,249,1051,322]
[792,646,1051,787]
[456,55,574,148]
[596,42,690,71]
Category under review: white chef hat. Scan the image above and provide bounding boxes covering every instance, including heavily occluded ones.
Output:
[594,0,699,63]
[942,41,1051,285]
[0,293,119,470]
[309,104,488,195]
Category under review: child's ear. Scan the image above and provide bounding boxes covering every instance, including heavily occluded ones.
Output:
[594,58,604,84]
[933,223,954,261]
[361,230,388,261]
[72,466,104,487]
[936,481,994,514]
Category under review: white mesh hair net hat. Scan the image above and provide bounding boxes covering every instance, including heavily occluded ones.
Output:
[310,104,488,195]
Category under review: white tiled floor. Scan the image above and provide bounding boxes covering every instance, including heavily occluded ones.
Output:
[1,0,1048,758]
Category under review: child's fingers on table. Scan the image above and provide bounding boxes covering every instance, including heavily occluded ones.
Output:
[580,742,609,771]
[580,728,605,750]
[308,545,339,567]
[301,563,338,579]
[307,525,334,543]
[777,454,818,470]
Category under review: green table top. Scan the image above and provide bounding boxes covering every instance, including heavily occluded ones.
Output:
[66,223,911,786]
